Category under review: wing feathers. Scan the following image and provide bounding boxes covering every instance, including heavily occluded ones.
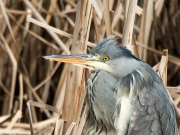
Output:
[126,80,177,135]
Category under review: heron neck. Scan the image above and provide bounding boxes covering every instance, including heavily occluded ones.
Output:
[114,69,153,99]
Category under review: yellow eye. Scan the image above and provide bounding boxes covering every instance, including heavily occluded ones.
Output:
[103,56,109,61]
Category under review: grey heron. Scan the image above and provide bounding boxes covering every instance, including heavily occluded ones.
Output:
[44,36,178,135]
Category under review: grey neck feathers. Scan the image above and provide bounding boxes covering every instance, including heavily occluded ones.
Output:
[114,69,153,98]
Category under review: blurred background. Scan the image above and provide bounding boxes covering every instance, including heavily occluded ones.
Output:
[0,0,180,134]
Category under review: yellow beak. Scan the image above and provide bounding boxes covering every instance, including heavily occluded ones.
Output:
[43,54,97,65]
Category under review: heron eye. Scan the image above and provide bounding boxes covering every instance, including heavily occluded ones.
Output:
[103,56,109,61]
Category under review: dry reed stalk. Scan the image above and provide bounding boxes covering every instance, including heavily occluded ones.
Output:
[6,15,25,44]
[28,17,73,38]
[7,13,59,50]
[62,0,92,134]
[53,64,68,115]
[0,33,17,114]
[76,91,87,134]
[0,114,11,124]
[122,0,138,53]
[112,1,123,30]
[0,0,17,45]
[27,16,96,48]
[6,110,22,129]
[0,129,30,134]
[141,0,154,60]
[21,70,52,119]
[167,87,180,92]
[0,81,11,96]
[54,119,64,135]
[137,0,147,59]
[2,117,57,129]
[103,0,112,36]
[92,7,100,43]
[42,61,52,103]
[33,62,60,92]
[158,50,168,85]
[19,74,23,112]
[132,36,140,58]
[23,0,70,54]
[27,100,61,134]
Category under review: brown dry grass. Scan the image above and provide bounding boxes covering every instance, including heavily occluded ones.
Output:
[0,0,180,134]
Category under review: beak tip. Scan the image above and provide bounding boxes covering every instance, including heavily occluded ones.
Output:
[42,56,48,59]
[43,55,54,61]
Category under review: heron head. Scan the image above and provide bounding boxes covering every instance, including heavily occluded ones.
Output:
[44,36,141,77]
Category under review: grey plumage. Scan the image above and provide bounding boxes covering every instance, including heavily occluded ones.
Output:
[84,70,117,135]
[84,36,178,135]
[44,36,178,135]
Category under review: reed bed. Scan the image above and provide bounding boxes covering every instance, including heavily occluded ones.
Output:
[0,0,180,134]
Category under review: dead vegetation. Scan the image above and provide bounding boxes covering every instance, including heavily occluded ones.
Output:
[0,0,180,134]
